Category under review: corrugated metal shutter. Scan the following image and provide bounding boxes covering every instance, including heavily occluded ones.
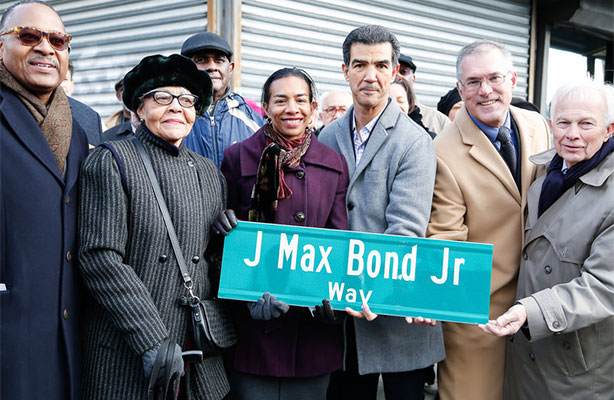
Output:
[0,0,208,118]
[240,0,531,107]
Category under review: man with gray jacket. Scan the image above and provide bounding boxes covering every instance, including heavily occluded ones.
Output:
[319,24,444,400]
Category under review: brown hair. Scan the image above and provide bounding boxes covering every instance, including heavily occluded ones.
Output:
[392,76,416,114]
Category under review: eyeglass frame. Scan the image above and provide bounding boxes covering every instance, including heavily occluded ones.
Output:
[0,26,72,51]
[459,71,512,92]
[140,89,199,108]
[323,106,349,115]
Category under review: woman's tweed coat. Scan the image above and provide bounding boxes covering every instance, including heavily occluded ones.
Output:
[78,126,229,399]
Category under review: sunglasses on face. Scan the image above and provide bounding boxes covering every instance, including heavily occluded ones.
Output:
[0,26,71,51]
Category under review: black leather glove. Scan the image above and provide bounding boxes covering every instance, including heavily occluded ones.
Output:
[247,292,290,320]
[144,339,184,399]
[212,209,238,235]
[314,299,345,325]
[142,339,184,380]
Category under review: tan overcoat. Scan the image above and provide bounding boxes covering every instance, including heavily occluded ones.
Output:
[427,105,550,400]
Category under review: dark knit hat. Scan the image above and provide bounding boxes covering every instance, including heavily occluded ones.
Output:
[122,54,213,116]
[399,54,416,72]
[181,32,233,60]
[437,87,462,117]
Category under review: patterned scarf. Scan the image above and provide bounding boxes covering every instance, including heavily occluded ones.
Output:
[0,63,72,174]
[538,137,614,217]
[248,123,312,222]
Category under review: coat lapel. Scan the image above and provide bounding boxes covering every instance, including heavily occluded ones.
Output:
[333,109,357,177]
[348,102,397,189]
[456,106,521,204]
[512,106,537,206]
[1,88,63,183]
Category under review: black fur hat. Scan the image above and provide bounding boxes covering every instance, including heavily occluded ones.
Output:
[122,54,213,116]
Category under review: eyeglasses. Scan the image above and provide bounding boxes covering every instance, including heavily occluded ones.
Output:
[324,106,348,115]
[461,72,511,92]
[142,90,199,108]
[0,26,71,51]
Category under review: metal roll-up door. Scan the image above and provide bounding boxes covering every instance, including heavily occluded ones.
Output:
[0,0,208,119]
[240,0,531,107]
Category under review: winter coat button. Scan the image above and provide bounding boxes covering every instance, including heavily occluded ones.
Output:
[544,265,552,274]
[159,254,168,263]
[192,256,200,264]
[347,202,355,211]
[522,252,528,260]
[563,341,571,350]
[552,320,561,329]
[294,212,305,222]
[529,352,535,361]
[296,170,305,179]
[65,195,70,204]
[187,160,195,167]
[63,309,69,320]
[66,251,72,262]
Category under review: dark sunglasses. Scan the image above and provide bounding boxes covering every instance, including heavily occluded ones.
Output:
[0,26,71,51]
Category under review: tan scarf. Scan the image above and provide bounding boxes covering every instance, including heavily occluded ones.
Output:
[0,63,72,174]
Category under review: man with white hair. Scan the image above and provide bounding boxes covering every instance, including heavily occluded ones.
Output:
[318,90,352,129]
[427,40,550,399]
[481,80,614,400]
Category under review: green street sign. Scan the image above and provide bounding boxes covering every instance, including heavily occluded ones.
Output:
[219,221,493,324]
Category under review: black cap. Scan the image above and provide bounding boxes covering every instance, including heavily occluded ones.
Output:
[181,32,233,60]
[122,54,213,117]
[399,54,416,72]
[437,87,462,117]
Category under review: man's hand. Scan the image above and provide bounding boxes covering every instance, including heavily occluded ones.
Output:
[405,316,437,326]
[345,303,378,321]
[479,304,527,336]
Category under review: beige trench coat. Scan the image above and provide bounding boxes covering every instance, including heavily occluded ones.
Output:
[503,148,614,399]
[427,105,550,400]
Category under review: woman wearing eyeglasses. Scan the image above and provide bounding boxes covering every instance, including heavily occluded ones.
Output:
[78,54,230,399]
[214,67,349,399]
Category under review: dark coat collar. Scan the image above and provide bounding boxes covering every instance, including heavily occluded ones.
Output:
[239,125,344,177]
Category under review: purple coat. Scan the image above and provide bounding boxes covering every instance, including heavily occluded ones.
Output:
[221,126,349,377]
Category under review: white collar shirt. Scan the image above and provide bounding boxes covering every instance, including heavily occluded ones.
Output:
[351,107,385,165]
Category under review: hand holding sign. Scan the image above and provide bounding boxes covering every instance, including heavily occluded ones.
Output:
[247,292,290,320]
[479,304,527,336]
[213,209,238,236]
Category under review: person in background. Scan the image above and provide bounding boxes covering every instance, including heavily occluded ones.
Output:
[390,76,435,138]
[60,59,74,95]
[104,77,131,129]
[0,2,89,399]
[78,54,230,399]
[317,90,353,134]
[62,60,104,147]
[214,67,349,400]
[480,80,614,400]
[320,25,443,400]
[427,40,550,400]
[437,87,463,121]
[102,110,139,142]
[397,53,451,134]
[181,31,263,167]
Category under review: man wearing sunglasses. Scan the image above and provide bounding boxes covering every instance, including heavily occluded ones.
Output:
[0,1,88,400]
[427,40,550,400]
[181,31,264,168]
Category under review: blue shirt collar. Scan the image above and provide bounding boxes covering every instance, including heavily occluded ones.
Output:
[467,109,511,144]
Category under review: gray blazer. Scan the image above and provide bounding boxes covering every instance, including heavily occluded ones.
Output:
[319,100,445,374]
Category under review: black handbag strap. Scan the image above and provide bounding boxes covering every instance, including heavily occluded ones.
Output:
[131,137,193,288]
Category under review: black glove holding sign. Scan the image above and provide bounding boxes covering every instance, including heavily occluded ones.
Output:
[313,299,346,324]
[248,292,290,320]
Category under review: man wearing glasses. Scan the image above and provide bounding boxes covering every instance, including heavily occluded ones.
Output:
[0,1,88,399]
[181,31,263,168]
[317,90,353,134]
[427,40,550,400]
